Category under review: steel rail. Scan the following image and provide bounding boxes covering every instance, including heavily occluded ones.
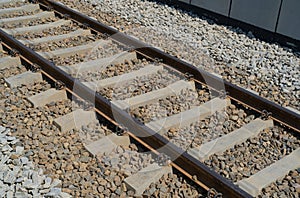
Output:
[0,18,251,198]
[37,0,300,132]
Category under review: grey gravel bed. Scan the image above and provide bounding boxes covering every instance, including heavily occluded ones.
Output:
[0,79,113,197]
[50,40,127,66]
[75,58,148,81]
[1,17,57,29]
[130,87,210,123]
[61,0,300,111]
[98,145,205,197]
[125,27,300,111]
[204,126,300,183]
[0,126,71,198]
[99,69,182,100]
[167,104,255,150]
[259,169,300,198]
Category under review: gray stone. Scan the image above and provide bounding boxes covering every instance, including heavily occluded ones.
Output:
[45,188,61,197]
[20,157,29,165]
[15,146,24,155]
[15,192,29,198]
[6,191,13,198]
[4,171,17,184]
[0,126,5,133]
[2,145,12,152]
[50,179,61,188]
[23,179,38,189]
[43,177,52,188]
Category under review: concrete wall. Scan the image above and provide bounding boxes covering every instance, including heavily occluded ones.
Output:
[177,0,300,41]
[277,0,300,40]
[191,0,231,16]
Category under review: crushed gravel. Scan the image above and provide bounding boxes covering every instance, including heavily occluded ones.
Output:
[204,126,300,183]
[60,0,300,111]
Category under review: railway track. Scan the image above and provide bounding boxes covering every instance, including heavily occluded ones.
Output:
[0,0,299,197]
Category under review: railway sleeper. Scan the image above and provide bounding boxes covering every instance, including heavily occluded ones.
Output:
[124,162,172,196]
[27,88,67,107]
[4,70,43,88]
[146,97,231,135]
[53,108,97,132]
[112,80,195,110]
[3,19,72,35]
[0,4,40,17]
[59,51,137,74]
[0,0,24,7]
[0,11,55,26]
[84,133,130,156]
[19,29,91,46]
[83,64,164,90]
[187,118,274,161]
[0,56,21,70]
[37,39,111,59]
[236,148,300,197]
